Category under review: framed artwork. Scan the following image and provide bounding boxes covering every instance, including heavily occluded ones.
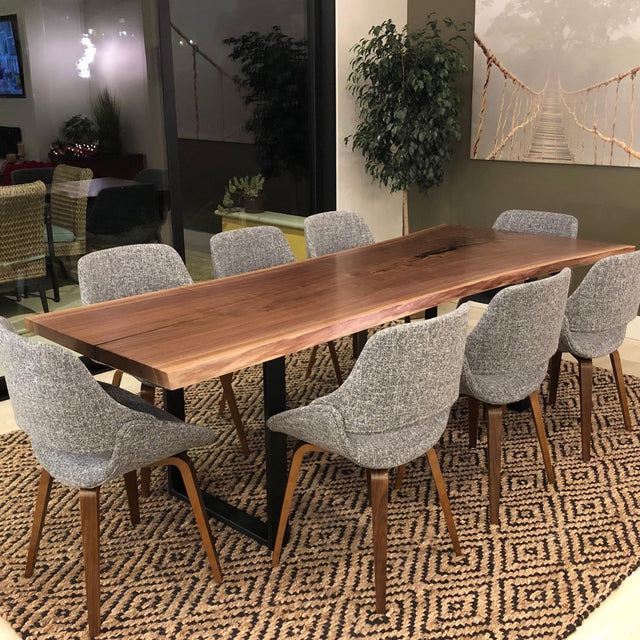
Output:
[0,14,26,98]
[471,0,640,167]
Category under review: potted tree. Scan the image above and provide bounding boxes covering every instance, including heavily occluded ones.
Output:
[346,15,468,234]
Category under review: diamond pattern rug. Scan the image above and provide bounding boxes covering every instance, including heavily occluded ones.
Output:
[1,339,640,639]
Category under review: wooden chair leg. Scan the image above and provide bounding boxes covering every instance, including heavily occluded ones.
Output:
[123,471,140,526]
[272,443,323,567]
[548,351,562,405]
[327,341,344,386]
[25,468,53,578]
[139,382,155,405]
[394,464,407,491]
[426,448,462,555]
[219,374,250,456]
[79,487,101,638]
[163,453,223,582]
[610,350,633,432]
[140,468,152,498]
[217,372,233,415]
[304,345,319,379]
[578,357,593,462]
[111,369,123,387]
[468,396,480,448]
[529,390,555,484]
[486,404,504,526]
[369,469,389,614]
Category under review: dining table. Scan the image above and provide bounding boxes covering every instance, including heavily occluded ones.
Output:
[25,224,634,548]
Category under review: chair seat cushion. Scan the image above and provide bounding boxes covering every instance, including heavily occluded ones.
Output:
[31,382,216,488]
[48,224,76,243]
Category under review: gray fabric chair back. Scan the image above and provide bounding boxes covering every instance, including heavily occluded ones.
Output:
[561,251,640,356]
[135,169,169,190]
[493,209,579,238]
[304,210,375,258]
[0,317,133,454]
[78,244,192,305]
[463,269,571,404]
[210,225,295,278]
[11,167,55,185]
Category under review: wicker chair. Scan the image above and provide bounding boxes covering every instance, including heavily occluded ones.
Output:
[0,181,49,312]
[49,164,92,260]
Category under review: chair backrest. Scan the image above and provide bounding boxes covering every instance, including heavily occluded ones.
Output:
[0,181,46,283]
[493,209,579,238]
[86,183,158,237]
[318,305,469,441]
[464,269,571,380]
[304,210,374,258]
[0,317,133,455]
[50,164,92,239]
[564,251,640,334]
[135,168,169,190]
[78,243,193,305]
[11,167,55,186]
[210,225,295,278]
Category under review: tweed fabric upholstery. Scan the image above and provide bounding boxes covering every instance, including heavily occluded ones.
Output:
[10,167,55,186]
[0,182,47,283]
[49,164,92,257]
[558,251,640,359]
[268,305,469,469]
[0,317,215,488]
[461,269,571,405]
[210,226,295,278]
[304,210,375,258]
[493,209,579,238]
[78,244,192,305]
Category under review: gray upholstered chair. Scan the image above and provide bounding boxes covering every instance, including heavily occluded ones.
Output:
[210,225,343,395]
[303,210,375,380]
[268,305,470,614]
[461,269,571,525]
[78,245,249,498]
[459,209,578,307]
[10,167,55,186]
[548,251,640,462]
[0,318,222,638]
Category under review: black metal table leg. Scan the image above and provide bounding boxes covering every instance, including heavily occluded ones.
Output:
[165,357,288,549]
[424,307,437,320]
[44,206,60,302]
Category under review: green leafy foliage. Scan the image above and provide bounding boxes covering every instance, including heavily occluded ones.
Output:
[91,88,121,155]
[61,115,97,145]
[219,174,265,211]
[346,16,468,194]
[225,27,308,180]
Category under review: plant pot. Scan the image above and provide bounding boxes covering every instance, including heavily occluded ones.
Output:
[242,194,265,213]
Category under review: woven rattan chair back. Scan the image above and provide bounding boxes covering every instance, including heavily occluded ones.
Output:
[50,164,92,257]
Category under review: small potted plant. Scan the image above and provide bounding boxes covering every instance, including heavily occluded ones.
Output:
[219,174,265,212]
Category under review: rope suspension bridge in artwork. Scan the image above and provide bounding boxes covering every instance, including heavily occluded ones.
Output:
[472,33,640,165]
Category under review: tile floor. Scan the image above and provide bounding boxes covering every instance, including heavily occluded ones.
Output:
[1,287,640,638]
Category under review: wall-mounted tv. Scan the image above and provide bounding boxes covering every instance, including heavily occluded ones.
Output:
[0,14,25,98]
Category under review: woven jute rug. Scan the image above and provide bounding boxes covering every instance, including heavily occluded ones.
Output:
[1,338,640,639]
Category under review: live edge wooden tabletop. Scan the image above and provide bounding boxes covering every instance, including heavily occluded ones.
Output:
[25,224,634,390]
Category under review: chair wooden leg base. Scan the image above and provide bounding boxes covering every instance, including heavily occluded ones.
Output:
[394,464,407,492]
[161,453,223,582]
[25,468,53,578]
[468,396,480,448]
[426,449,462,555]
[219,374,250,456]
[610,350,633,432]
[123,471,140,525]
[140,467,151,498]
[369,469,388,614]
[79,487,101,638]
[327,341,344,386]
[111,369,124,387]
[578,357,593,462]
[304,345,319,379]
[487,404,504,526]
[272,443,324,567]
[529,390,555,484]
[548,351,562,405]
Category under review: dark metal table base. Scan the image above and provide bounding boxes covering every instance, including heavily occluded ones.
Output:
[165,357,288,549]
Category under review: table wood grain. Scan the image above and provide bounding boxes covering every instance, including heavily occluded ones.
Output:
[26,224,634,389]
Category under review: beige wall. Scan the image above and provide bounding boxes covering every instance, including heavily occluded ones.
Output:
[335,0,406,241]
[408,0,640,248]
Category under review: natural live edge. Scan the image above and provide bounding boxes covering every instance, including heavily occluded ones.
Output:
[25,225,634,390]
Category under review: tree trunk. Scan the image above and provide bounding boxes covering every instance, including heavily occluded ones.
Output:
[402,189,409,236]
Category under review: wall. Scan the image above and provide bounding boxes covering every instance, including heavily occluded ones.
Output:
[408,0,640,248]
[335,0,406,241]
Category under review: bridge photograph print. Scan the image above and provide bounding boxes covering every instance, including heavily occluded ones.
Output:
[471,0,640,167]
